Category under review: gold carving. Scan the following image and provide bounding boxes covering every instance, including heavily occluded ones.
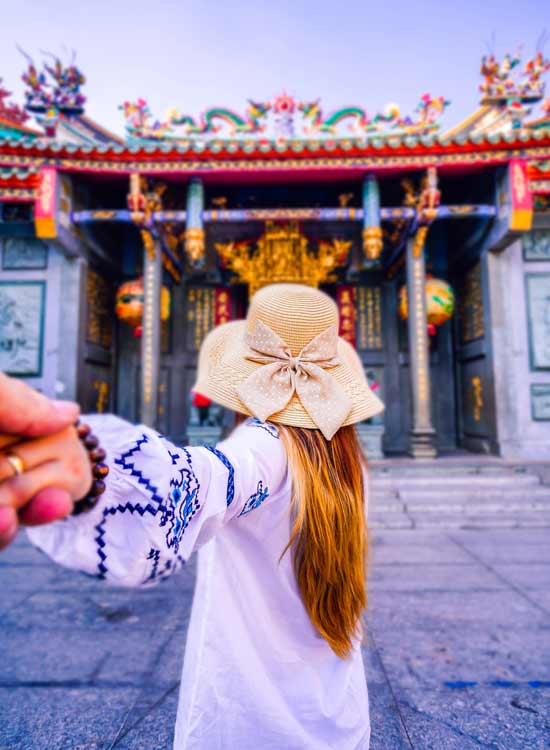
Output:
[457,262,484,344]
[412,226,429,258]
[215,221,350,294]
[362,226,383,261]
[93,380,109,413]
[86,269,113,349]
[187,287,214,350]
[140,229,156,261]
[357,287,382,349]
[469,376,484,421]
[338,192,354,207]
[185,227,206,265]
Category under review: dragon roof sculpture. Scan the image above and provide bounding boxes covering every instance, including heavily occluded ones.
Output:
[19,50,86,135]
[120,92,451,143]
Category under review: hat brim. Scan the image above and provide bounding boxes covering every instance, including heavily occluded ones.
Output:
[193,320,385,431]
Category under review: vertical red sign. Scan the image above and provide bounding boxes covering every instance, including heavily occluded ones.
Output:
[34,167,58,238]
[337,285,357,347]
[214,288,232,326]
[509,159,533,231]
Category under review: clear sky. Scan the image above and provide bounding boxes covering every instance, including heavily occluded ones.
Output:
[1,0,548,136]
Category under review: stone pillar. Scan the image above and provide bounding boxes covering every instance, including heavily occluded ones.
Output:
[140,237,162,427]
[406,235,437,458]
[185,178,205,267]
[362,174,383,263]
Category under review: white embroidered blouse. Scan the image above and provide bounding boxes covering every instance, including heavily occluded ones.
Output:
[28,415,370,750]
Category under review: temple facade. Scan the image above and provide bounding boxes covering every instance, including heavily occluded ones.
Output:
[1,51,550,458]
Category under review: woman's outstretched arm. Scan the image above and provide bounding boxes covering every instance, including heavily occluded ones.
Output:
[26,414,245,587]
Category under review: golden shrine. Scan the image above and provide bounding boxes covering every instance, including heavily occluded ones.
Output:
[215,222,351,293]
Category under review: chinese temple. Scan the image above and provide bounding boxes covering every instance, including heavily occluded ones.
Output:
[1,49,550,458]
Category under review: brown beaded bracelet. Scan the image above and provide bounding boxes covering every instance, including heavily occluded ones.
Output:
[72,421,109,516]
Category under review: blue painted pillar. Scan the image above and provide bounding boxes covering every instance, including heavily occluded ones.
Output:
[185,178,205,267]
[362,174,383,262]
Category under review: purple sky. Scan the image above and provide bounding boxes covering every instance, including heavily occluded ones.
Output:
[1,0,547,136]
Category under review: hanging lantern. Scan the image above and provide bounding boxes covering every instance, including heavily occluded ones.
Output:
[115,277,171,337]
[398,276,455,335]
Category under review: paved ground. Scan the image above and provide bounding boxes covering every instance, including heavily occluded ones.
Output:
[1,526,550,749]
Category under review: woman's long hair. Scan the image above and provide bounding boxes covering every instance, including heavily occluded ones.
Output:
[278,424,368,659]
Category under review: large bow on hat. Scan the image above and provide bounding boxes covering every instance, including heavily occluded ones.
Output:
[235,320,352,440]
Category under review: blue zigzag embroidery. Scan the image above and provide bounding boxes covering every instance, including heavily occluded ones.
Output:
[239,480,270,517]
[246,418,280,439]
[94,435,193,579]
[165,447,201,552]
[203,445,235,507]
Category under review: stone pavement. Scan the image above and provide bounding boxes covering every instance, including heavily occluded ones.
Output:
[1,526,550,750]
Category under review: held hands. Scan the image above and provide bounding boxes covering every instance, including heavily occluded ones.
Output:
[0,373,86,549]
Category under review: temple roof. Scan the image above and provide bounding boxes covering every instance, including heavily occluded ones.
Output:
[0,48,549,192]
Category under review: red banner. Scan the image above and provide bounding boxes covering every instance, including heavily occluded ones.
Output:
[509,159,533,231]
[34,167,58,238]
[214,288,232,326]
[337,285,357,347]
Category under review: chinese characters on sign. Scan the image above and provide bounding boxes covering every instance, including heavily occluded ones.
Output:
[187,287,215,350]
[34,167,58,239]
[93,379,110,412]
[86,269,114,350]
[214,288,232,326]
[357,286,382,350]
[337,286,356,347]
[469,375,484,421]
[458,263,485,344]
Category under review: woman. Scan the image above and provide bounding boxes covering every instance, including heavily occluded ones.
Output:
[2,283,384,749]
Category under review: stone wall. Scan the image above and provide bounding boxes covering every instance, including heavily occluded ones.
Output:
[0,237,83,401]
[487,225,550,459]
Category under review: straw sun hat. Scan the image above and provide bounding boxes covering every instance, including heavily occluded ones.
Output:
[193,283,385,440]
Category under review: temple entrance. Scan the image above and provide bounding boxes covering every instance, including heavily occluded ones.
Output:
[110,247,464,456]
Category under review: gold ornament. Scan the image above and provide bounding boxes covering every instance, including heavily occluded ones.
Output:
[185,227,206,265]
[362,226,383,260]
[216,221,350,294]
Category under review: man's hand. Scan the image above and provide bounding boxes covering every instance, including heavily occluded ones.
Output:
[0,373,80,549]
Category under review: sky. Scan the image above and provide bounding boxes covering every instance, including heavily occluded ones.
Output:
[0,0,548,137]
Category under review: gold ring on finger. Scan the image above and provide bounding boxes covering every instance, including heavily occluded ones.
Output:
[5,453,25,477]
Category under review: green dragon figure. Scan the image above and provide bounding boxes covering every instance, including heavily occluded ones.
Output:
[168,100,271,135]
[298,100,402,134]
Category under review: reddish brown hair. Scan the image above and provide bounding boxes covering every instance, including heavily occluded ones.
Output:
[278,424,368,658]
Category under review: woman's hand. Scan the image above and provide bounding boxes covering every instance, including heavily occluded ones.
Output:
[0,426,92,524]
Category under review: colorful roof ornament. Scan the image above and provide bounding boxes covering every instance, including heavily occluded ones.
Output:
[121,92,450,143]
[19,49,86,135]
[480,48,550,104]
[298,95,449,136]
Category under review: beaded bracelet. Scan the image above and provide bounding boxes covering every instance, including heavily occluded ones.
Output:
[71,421,109,516]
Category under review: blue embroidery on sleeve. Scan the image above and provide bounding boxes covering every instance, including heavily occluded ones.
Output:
[165,447,200,552]
[246,418,280,439]
[94,435,194,579]
[239,480,270,517]
[203,445,235,507]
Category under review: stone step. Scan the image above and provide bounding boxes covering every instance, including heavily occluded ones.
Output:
[369,512,550,530]
[370,500,550,514]
[370,465,531,477]
[397,486,550,500]
[371,473,540,489]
